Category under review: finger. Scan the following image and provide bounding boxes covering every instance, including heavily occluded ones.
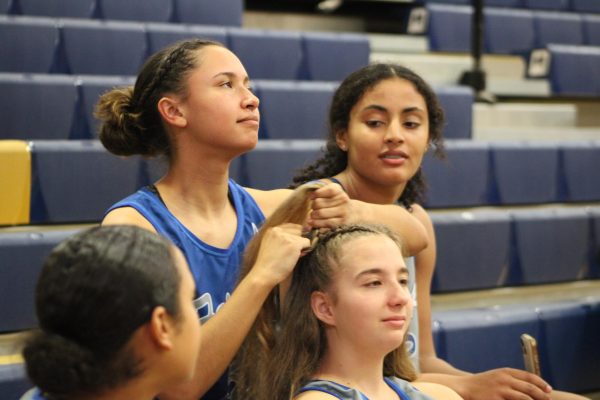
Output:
[311,183,344,199]
[506,369,552,393]
[311,195,347,210]
[310,207,346,221]
[272,223,304,235]
[308,217,344,230]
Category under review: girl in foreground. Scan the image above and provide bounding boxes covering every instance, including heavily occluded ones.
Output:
[21,225,200,400]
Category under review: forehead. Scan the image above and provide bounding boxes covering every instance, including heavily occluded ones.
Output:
[353,78,427,112]
[192,45,247,78]
[336,234,404,271]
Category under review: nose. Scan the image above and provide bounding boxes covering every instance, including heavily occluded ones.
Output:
[388,281,410,308]
[384,119,405,144]
[242,88,259,110]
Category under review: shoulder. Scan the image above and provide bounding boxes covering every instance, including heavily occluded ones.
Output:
[411,381,464,400]
[244,187,292,218]
[295,391,339,400]
[102,206,156,233]
[410,203,432,227]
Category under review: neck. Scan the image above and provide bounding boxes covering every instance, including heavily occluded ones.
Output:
[334,170,405,205]
[84,377,160,400]
[316,334,389,396]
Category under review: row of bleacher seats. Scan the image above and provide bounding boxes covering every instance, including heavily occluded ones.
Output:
[432,297,600,393]
[2,0,243,26]
[419,0,600,13]
[0,73,473,141]
[0,15,370,81]
[1,206,598,329]
[1,138,599,223]
[421,4,600,53]
[432,206,600,292]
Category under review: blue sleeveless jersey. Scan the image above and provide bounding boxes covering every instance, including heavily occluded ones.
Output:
[106,179,265,400]
[297,377,433,400]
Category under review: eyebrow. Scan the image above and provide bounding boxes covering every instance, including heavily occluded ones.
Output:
[362,104,425,115]
[212,71,249,84]
[355,266,409,279]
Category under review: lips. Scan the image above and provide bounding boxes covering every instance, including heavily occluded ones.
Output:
[382,315,407,328]
[379,150,408,160]
[237,115,259,124]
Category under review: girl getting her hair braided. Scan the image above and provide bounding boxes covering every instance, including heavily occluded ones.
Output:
[96,40,429,400]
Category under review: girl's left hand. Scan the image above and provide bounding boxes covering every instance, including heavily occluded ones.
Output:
[307,183,357,229]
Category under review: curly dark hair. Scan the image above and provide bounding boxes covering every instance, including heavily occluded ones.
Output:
[292,63,445,209]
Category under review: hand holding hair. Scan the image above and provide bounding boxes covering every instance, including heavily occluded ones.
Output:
[308,182,355,229]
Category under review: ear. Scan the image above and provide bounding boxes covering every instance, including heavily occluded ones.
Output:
[311,290,336,326]
[148,306,175,350]
[335,129,348,152]
[157,96,187,128]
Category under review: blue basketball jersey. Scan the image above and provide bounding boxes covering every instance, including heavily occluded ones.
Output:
[106,179,265,400]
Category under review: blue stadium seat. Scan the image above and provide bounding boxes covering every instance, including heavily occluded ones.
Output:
[523,0,569,10]
[509,208,590,285]
[0,229,80,331]
[228,28,303,80]
[426,4,471,53]
[17,0,96,18]
[29,140,143,223]
[571,0,600,13]
[433,305,540,373]
[0,74,78,140]
[60,19,147,76]
[560,140,600,202]
[484,8,535,54]
[485,0,524,7]
[254,80,336,140]
[146,23,227,55]
[238,140,324,190]
[77,76,135,139]
[435,85,474,139]
[536,301,588,391]
[545,44,600,96]
[490,141,560,205]
[300,32,370,81]
[533,11,584,48]
[99,0,173,22]
[0,16,59,73]
[577,296,600,391]
[174,0,242,26]
[422,0,470,4]
[431,210,511,292]
[0,364,30,400]
[583,14,600,47]
[422,140,490,208]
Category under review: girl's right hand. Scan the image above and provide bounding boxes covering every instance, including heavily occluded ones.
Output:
[249,223,310,287]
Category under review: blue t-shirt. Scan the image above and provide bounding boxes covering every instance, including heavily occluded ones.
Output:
[106,179,265,400]
[297,377,434,400]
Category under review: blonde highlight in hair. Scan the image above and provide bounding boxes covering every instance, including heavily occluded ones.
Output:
[233,186,416,400]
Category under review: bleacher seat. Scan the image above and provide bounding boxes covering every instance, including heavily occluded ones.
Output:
[16,0,96,18]
[425,4,471,53]
[228,28,303,80]
[590,207,600,279]
[509,208,590,285]
[99,0,173,23]
[544,44,600,96]
[29,140,143,223]
[435,85,474,139]
[560,140,600,202]
[175,0,242,27]
[0,363,30,400]
[577,296,600,391]
[77,75,135,139]
[146,23,228,55]
[571,0,600,13]
[431,210,511,292]
[536,301,588,392]
[60,19,147,75]
[490,141,559,205]
[422,140,490,208]
[433,305,540,373]
[0,141,30,226]
[583,14,600,47]
[300,32,370,81]
[254,80,336,140]
[523,0,569,11]
[0,74,78,140]
[533,11,584,48]
[484,8,535,54]
[0,228,80,331]
[0,16,59,73]
[238,140,324,190]
[486,0,524,7]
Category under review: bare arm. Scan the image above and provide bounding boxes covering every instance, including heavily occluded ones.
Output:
[413,210,553,400]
